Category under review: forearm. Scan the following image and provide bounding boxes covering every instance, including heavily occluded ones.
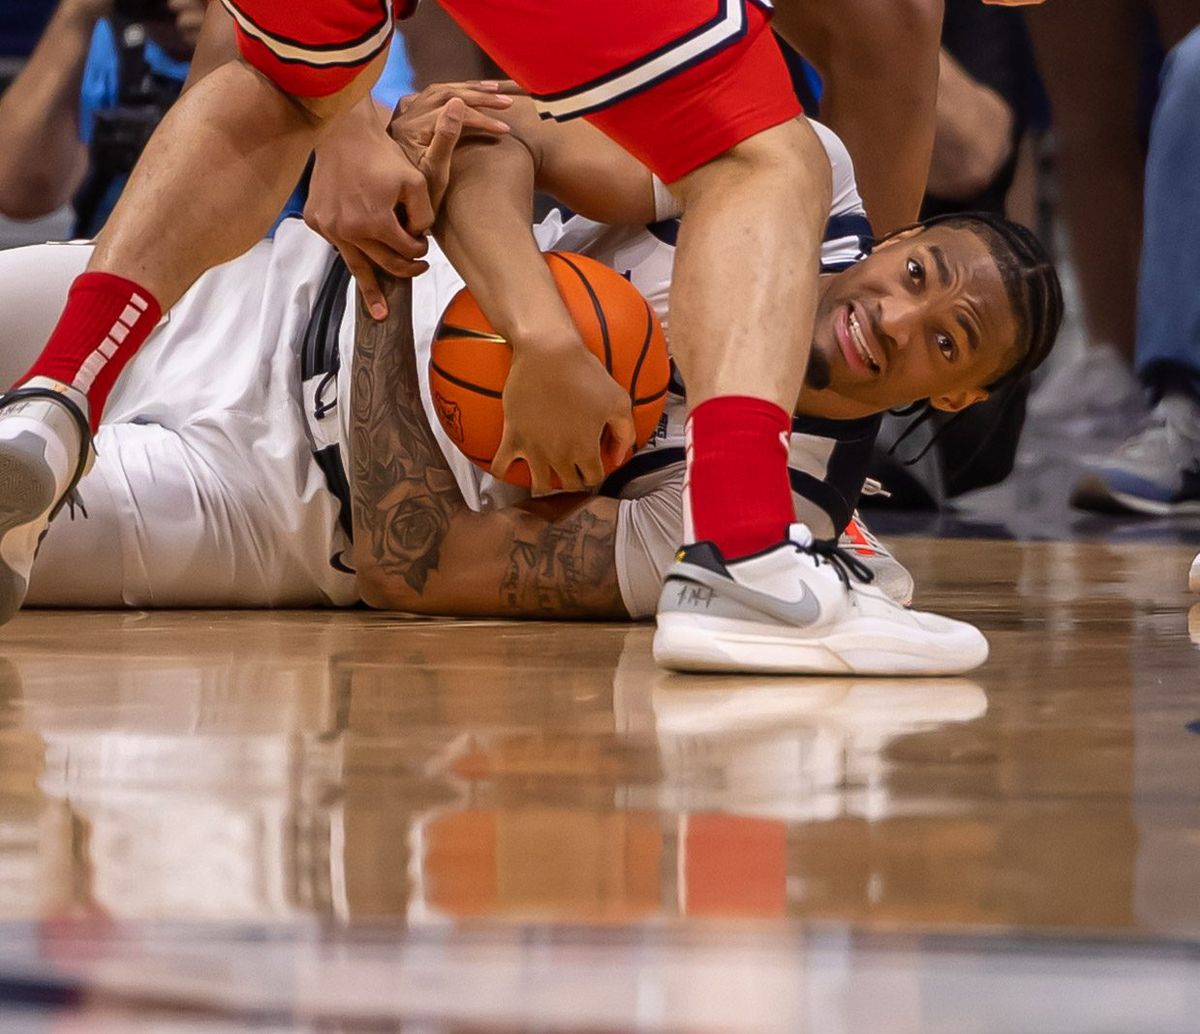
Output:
[88,54,378,307]
[349,274,627,618]
[435,130,580,350]
[0,1,96,217]
[926,51,1015,201]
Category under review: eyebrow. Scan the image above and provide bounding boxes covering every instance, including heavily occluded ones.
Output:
[955,312,981,354]
[929,244,952,288]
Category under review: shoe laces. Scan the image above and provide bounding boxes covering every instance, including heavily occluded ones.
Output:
[797,537,876,589]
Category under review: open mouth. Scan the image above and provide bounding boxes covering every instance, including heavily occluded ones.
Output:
[837,305,881,375]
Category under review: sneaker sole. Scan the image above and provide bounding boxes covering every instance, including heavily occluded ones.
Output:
[0,437,58,626]
[653,612,988,676]
[1072,476,1200,517]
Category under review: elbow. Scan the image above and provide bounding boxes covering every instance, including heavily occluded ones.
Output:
[0,169,70,221]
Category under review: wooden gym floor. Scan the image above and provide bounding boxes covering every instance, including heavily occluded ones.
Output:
[0,535,1198,1032]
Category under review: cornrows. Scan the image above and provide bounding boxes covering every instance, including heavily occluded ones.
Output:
[882,210,1065,467]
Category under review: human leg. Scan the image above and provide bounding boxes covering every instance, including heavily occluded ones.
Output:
[1072,27,1200,516]
[773,0,945,235]
[440,0,987,672]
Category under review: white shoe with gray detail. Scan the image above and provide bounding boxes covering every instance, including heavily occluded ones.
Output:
[1191,552,1199,593]
[653,523,988,676]
[0,381,93,626]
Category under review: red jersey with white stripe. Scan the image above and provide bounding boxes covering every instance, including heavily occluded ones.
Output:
[225,0,799,182]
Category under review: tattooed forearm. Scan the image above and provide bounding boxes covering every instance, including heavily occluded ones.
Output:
[350,273,466,594]
[500,506,624,618]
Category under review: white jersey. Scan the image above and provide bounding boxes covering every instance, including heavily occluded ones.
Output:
[328,118,877,616]
[15,119,873,618]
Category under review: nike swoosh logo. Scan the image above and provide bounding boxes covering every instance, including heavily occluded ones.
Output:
[665,561,822,626]
[330,551,356,575]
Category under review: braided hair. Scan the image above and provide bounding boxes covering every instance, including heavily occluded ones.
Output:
[884,211,1065,463]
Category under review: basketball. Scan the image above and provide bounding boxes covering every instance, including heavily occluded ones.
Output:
[429,252,671,488]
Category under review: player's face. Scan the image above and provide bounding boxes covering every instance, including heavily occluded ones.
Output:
[809,225,1019,416]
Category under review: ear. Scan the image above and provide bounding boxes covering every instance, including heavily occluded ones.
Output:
[929,387,989,413]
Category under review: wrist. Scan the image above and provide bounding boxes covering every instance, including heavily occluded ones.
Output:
[507,324,586,358]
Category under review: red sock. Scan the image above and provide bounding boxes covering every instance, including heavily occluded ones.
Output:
[684,395,794,559]
[17,272,162,432]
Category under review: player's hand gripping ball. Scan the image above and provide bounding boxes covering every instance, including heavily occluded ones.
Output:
[430,252,670,488]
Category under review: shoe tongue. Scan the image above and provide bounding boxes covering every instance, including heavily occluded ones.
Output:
[787,523,814,548]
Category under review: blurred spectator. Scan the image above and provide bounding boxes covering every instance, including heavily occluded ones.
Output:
[0,1,413,239]
[1072,26,1200,516]
[403,0,500,88]
[1025,0,1200,429]
[0,0,202,235]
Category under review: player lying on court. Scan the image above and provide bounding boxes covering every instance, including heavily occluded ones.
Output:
[0,88,1062,674]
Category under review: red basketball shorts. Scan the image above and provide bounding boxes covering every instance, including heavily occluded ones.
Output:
[219,0,414,98]
[441,0,801,183]
[224,0,800,182]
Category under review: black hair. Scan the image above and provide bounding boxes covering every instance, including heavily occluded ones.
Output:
[882,211,1064,465]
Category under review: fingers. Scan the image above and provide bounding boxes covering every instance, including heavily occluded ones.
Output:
[459,110,512,137]
[606,414,638,468]
[353,233,430,279]
[417,98,466,215]
[574,448,607,491]
[339,245,387,320]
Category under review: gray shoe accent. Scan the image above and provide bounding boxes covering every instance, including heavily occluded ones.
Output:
[0,431,56,526]
[1072,394,1200,515]
[0,431,58,626]
[659,558,821,627]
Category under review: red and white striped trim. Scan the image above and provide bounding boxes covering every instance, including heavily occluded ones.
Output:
[220,0,392,68]
[75,292,150,394]
[533,0,770,122]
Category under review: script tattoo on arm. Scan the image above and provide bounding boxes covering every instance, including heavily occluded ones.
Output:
[500,504,624,618]
[350,273,462,594]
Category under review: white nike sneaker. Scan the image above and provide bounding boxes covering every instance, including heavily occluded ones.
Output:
[0,383,93,626]
[1191,553,1199,593]
[652,523,988,676]
[838,509,914,607]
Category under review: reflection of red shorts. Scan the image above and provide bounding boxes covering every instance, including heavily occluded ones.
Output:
[220,0,413,98]
[441,0,801,182]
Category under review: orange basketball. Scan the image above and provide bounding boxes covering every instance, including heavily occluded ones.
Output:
[429,252,671,488]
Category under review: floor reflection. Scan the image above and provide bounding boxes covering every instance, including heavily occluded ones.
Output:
[0,536,1196,946]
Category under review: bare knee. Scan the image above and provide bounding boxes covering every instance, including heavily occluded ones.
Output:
[674,118,832,213]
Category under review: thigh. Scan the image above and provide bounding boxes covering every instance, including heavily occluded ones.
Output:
[438,0,800,182]
[29,421,342,608]
[0,242,93,389]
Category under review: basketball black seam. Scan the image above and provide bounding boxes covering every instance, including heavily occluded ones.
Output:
[628,301,654,401]
[430,361,504,399]
[552,253,612,374]
[435,322,508,343]
[633,385,669,406]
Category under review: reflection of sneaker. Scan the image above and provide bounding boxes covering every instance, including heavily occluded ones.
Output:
[839,510,914,607]
[1190,604,1199,646]
[1072,395,1200,515]
[0,384,92,626]
[652,523,988,676]
[1191,554,1199,594]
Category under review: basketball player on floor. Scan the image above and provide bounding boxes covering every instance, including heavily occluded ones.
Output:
[0,0,1049,671]
[0,89,1063,674]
